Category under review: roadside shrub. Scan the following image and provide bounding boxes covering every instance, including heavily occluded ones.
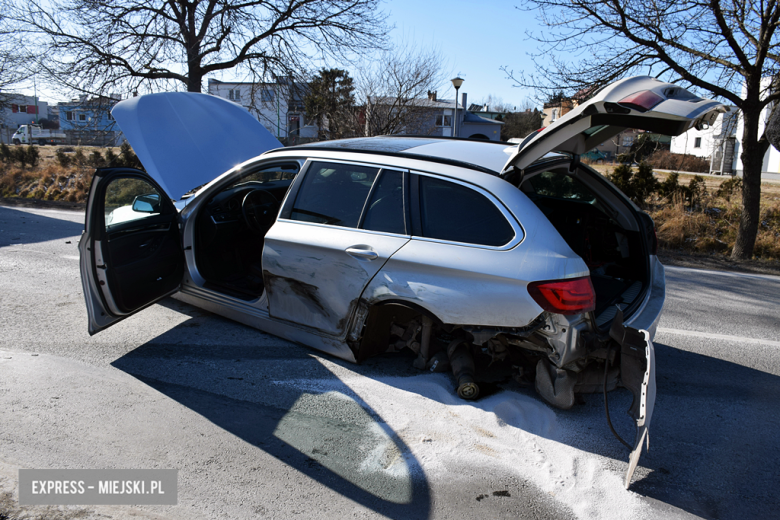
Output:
[56,149,72,168]
[88,150,106,168]
[25,146,40,168]
[646,150,710,173]
[118,141,144,170]
[688,175,707,208]
[104,148,118,167]
[11,146,28,167]
[73,148,86,168]
[608,163,633,192]
[0,142,11,163]
[659,171,688,200]
[607,161,658,208]
[716,177,742,202]
[632,161,659,207]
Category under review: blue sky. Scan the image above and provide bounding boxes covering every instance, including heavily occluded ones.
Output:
[383,0,539,109]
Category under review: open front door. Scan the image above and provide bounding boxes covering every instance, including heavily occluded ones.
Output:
[78,168,184,334]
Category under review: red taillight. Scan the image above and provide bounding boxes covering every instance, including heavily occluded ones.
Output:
[618,90,664,112]
[527,277,596,315]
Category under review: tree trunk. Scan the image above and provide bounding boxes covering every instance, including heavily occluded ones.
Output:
[731,106,766,259]
[187,72,203,92]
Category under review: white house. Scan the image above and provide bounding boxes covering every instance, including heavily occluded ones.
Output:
[670,109,738,174]
[732,79,780,175]
[207,78,317,143]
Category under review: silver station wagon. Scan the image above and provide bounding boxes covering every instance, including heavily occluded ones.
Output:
[79,76,725,487]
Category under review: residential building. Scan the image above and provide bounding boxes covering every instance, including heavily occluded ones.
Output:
[0,94,50,144]
[670,109,738,174]
[366,91,503,141]
[467,103,510,121]
[207,78,317,144]
[541,98,576,127]
[731,78,780,175]
[58,95,122,146]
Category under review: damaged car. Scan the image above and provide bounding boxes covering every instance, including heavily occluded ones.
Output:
[79,76,725,487]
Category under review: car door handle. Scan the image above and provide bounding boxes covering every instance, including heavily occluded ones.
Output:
[345,247,378,260]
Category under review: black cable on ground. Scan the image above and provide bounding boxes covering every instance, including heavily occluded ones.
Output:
[604,344,633,451]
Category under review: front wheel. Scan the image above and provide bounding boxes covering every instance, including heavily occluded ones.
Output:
[12,139,20,145]
[38,140,46,146]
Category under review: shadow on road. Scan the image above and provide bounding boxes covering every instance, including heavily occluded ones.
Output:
[111,301,432,519]
[0,205,83,247]
[111,298,780,520]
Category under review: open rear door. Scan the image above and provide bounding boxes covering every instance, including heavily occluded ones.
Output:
[78,168,184,334]
[502,76,727,173]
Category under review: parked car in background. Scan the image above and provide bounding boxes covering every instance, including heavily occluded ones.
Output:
[79,77,724,487]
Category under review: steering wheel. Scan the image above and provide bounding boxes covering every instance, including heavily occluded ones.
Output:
[241,189,278,234]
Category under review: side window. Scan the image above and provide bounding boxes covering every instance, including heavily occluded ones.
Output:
[418,176,514,246]
[290,162,379,228]
[361,170,406,235]
[104,178,163,229]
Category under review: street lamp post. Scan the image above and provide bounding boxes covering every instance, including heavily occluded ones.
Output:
[450,77,464,138]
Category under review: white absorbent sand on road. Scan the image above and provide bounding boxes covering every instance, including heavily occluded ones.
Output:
[275,356,651,520]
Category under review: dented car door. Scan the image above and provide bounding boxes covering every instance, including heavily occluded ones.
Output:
[264,162,410,336]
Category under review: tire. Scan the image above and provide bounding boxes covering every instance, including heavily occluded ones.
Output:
[12,139,21,145]
[38,140,46,146]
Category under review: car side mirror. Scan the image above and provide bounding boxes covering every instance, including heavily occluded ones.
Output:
[132,193,160,213]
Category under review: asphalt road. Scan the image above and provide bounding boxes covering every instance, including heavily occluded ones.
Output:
[1,204,779,520]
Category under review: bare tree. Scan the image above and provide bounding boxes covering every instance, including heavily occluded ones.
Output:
[0,3,33,111]
[503,0,780,259]
[476,94,514,113]
[13,0,389,95]
[357,44,448,136]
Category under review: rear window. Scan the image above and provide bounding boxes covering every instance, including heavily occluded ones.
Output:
[418,176,514,246]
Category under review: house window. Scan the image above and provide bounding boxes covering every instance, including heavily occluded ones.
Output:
[694,137,702,148]
[622,136,634,147]
[260,89,274,102]
[435,115,451,127]
[551,109,558,121]
[66,111,74,121]
[228,89,241,101]
[19,105,27,113]
[79,113,86,121]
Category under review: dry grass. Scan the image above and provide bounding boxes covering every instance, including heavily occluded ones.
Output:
[647,178,780,260]
[0,145,116,203]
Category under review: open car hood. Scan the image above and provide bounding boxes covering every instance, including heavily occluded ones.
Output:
[112,93,282,201]
[502,76,727,174]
